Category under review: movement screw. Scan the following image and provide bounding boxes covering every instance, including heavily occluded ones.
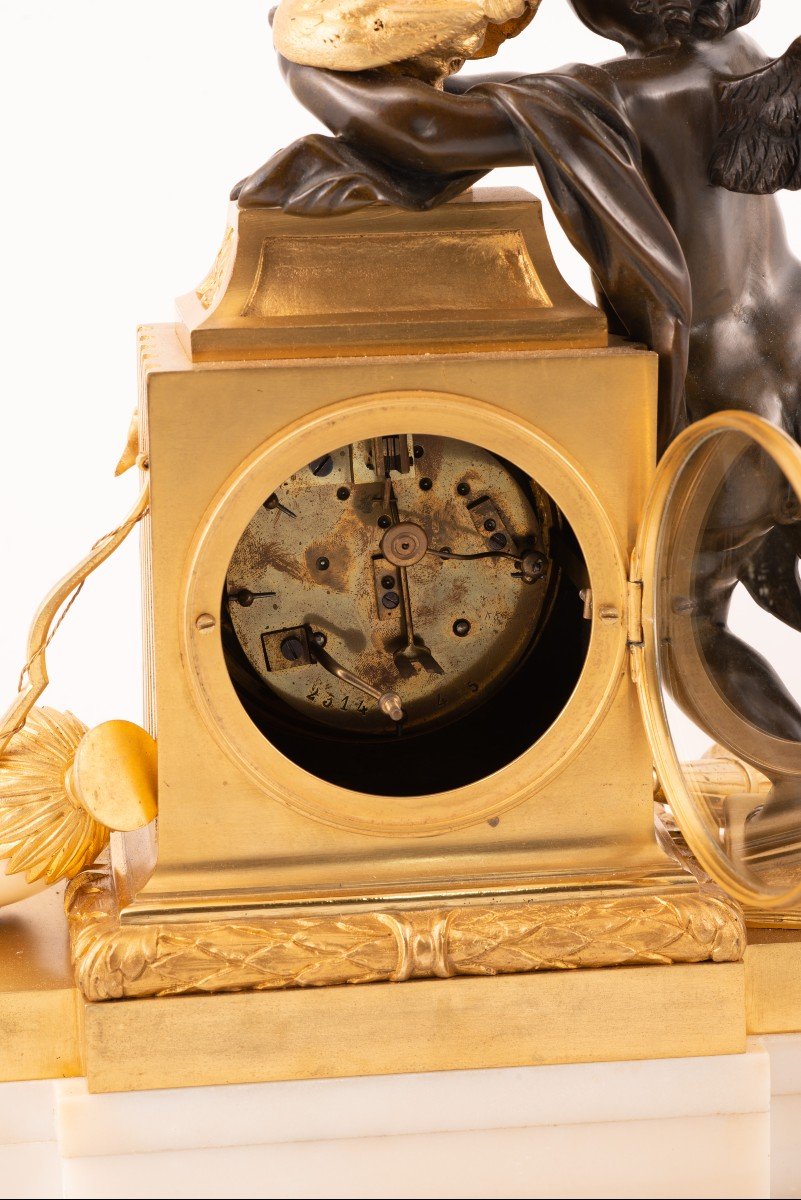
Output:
[309,456,334,478]
[280,636,305,662]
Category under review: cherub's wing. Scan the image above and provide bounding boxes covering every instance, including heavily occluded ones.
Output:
[709,37,801,195]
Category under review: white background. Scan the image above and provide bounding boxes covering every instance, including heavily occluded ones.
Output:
[0,1,799,739]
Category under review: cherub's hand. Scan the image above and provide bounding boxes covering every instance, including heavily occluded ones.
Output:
[231,135,382,213]
[231,134,404,213]
[230,133,477,215]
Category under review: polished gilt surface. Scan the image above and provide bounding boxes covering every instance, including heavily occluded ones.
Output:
[0,873,750,1093]
[178,381,634,849]
[0,480,150,760]
[70,721,157,834]
[131,355,661,913]
[0,709,106,887]
[658,751,801,928]
[0,885,80,1083]
[66,861,745,1002]
[273,0,541,75]
[0,891,750,1091]
[0,472,156,893]
[196,225,234,310]
[176,190,607,363]
[746,928,801,1034]
[80,960,745,1093]
[0,707,157,893]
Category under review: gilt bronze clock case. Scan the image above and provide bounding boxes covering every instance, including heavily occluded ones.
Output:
[118,189,688,917]
[66,187,801,1089]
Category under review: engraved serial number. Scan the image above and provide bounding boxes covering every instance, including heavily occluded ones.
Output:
[305,686,369,716]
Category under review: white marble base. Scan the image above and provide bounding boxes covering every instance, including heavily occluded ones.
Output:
[54,1050,771,1157]
[0,1081,61,1200]
[0,1045,777,1200]
[764,1034,801,1199]
[58,1116,770,1200]
[54,1048,772,1200]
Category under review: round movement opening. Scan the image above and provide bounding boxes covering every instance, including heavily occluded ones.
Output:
[222,432,591,795]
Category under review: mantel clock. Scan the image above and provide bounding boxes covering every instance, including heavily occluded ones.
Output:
[4,0,801,1092]
[3,189,801,1088]
[104,189,799,943]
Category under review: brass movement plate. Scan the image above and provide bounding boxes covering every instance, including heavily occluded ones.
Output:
[226,432,557,739]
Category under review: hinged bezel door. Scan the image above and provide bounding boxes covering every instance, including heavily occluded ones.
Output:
[632,411,801,910]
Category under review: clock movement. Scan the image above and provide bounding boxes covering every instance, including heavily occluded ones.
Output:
[224,430,574,789]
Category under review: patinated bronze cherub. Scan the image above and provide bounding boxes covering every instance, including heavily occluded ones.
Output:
[560,5,801,735]
[238,0,801,446]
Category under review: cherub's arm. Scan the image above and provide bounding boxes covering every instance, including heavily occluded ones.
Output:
[251,57,691,454]
[444,70,521,94]
[280,57,529,174]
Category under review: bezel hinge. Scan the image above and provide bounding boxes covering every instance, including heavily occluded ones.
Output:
[627,558,644,648]
[626,573,644,686]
